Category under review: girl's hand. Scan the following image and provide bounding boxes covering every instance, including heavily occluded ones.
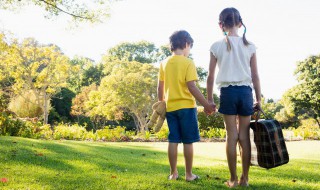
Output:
[253,102,261,112]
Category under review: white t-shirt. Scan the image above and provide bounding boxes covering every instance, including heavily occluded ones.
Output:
[210,36,256,89]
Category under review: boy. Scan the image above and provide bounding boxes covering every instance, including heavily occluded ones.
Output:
[158,30,214,181]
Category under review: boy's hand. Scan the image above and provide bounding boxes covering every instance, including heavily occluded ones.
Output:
[204,102,216,115]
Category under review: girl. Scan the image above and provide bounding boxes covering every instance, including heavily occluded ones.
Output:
[206,7,262,188]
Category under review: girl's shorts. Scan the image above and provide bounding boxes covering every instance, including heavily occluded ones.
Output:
[166,108,200,144]
[218,85,254,116]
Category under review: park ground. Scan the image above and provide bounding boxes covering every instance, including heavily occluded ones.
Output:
[0,137,319,190]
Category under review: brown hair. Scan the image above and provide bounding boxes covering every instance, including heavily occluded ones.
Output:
[219,7,249,51]
[169,30,194,51]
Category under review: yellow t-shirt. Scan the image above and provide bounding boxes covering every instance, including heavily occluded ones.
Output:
[159,55,198,112]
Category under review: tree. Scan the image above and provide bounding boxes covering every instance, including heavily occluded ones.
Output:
[0,35,72,124]
[290,55,320,127]
[68,57,104,93]
[86,60,158,133]
[51,87,76,121]
[103,41,159,63]
[0,0,115,24]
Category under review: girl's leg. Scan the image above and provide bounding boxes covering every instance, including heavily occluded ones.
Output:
[183,143,198,181]
[168,143,179,179]
[238,115,251,186]
[223,114,239,187]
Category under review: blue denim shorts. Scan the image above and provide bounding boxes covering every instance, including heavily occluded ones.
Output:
[218,85,254,116]
[166,108,200,144]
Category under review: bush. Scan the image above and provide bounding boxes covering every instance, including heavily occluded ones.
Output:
[291,119,320,140]
[96,126,129,141]
[197,107,224,130]
[155,122,169,140]
[53,124,87,140]
[201,127,226,138]
[0,113,26,136]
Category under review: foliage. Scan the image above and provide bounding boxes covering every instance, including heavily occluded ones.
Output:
[103,41,159,64]
[155,122,169,140]
[275,89,300,128]
[8,91,44,118]
[53,124,87,140]
[50,88,76,120]
[290,119,320,140]
[197,107,224,130]
[200,127,226,138]
[0,112,25,136]
[95,126,131,141]
[289,55,320,127]
[0,0,114,24]
[87,60,158,133]
[68,57,104,93]
[0,36,73,124]
[259,97,283,120]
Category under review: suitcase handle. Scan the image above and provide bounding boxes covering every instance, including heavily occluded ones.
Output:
[253,106,269,122]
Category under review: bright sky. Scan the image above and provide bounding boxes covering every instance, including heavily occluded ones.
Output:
[0,0,319,100]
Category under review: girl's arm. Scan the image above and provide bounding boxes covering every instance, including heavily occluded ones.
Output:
[250,53,262,106]
[207,52,217,104]
[157,80,165,101]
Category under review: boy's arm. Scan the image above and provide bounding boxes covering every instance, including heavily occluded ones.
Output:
[207,52,217,104]
[187,81,213,114]
[157,80,165,101]
[250,53,262,108]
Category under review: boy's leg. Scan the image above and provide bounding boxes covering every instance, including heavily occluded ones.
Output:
[238,115,251,186]
[223,114,239,186]
[168,143,179,179]
[183,143,198,181]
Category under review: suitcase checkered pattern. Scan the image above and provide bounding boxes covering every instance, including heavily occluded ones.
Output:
[250,119,289,169]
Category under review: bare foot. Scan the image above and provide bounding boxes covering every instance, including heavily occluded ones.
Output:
[239,175,249,187]
[225,180,238,188]
[168,174,179,180]
[186,174,200,182]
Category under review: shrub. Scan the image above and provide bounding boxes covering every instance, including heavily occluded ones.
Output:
[155,122,169,140]
[53,124,87,140]
[0,113,25,136]
[96,126,128,141]
[201,127,226,138]
[197,107,224,131]
[292,119,320,140]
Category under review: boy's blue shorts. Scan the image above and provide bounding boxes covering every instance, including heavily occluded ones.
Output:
[218,85,254,116]
[166,108,200,144]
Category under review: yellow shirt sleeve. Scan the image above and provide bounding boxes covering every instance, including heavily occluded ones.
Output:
[159,63,164,81]
[185,62,198,82]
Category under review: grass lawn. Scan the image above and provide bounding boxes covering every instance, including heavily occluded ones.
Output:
[0,136,319,190]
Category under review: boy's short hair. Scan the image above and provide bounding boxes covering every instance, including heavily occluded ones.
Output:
[169,30,194,51]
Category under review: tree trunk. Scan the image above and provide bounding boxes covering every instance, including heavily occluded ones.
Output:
[131,113,140,133]
[43,92,49,125]
[315,117,320,128]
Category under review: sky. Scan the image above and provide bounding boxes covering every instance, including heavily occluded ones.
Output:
[0,0,319,100]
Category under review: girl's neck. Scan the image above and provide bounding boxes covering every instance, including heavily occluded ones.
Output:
[226,27,240,37]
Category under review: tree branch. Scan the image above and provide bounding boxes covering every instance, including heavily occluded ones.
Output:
[38,0,94,20]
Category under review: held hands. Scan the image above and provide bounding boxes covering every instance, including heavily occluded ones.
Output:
[204,102,217,115]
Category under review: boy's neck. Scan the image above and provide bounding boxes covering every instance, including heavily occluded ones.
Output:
[173,49,186,57]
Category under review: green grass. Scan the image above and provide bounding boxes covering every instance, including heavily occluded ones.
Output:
[0,137,319,190]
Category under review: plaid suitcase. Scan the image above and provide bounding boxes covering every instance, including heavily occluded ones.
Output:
[250,113,289,169]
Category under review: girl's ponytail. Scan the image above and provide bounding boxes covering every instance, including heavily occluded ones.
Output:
[240,18,249,46]
[223,27,231,51]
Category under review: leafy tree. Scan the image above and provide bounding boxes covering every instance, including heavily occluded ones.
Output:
[50,88,76,121]
[71,84,97,123]
[289,55,320,127]
[0,0,115,24]
[68,57,104,93]
[86,60,158,133]
[0,36,72,124]
[275,88,300,128]
[103,41,159,63]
